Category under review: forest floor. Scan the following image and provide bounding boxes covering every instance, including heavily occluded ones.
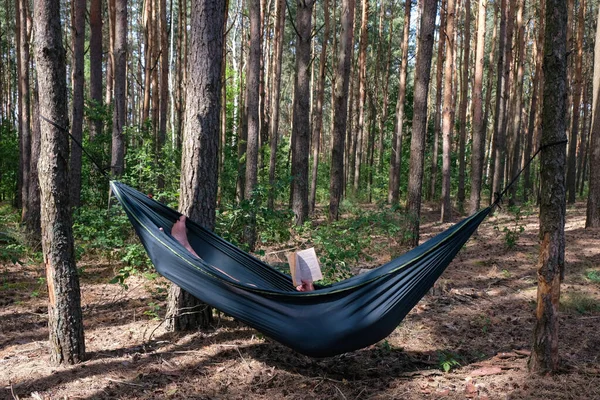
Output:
[1,202,600,399]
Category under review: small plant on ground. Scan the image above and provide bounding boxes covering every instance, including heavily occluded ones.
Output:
[437,350,462,372]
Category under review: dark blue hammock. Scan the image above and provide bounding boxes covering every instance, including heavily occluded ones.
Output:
[111,181,491,357]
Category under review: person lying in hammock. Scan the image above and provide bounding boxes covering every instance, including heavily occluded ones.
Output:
[170,216,314,292]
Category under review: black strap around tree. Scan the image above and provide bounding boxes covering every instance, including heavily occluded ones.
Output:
[491,139,568,209]
[40,114,110,179]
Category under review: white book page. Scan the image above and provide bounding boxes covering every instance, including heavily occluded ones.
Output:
[294,247,322,285]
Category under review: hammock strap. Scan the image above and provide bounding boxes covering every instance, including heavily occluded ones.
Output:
[40,114,111,179]
[492,139,568,208]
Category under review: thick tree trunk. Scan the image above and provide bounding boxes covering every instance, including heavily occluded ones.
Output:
[70,0,85,208]
[388,0,411,205]
[309,0,330,213]
[406,0,438,245]
[457,0,470,212]
[329,0,355,221]
[267,0,285,209]
[440,0,456,222]
[529,0,567,373]
[291,0,314,225]
[34,0,85,365]
[469,0,486,214]
[586,4,600,228]
[111,0,127,177]
[89,0,103,140]
[166,0,225,331]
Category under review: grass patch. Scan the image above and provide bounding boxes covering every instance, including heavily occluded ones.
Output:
[585,270,600,284]
[561,291,600,314]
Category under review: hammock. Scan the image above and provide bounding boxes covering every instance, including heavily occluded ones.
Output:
[111,181,491,357]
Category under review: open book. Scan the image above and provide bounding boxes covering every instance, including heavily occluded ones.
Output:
[286,247,323,286]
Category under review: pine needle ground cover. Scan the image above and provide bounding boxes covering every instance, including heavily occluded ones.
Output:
[1,203,599,399]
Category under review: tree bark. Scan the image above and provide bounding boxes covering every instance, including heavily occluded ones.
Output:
[157,0,169,187]
[267,0,285,209]
[440,0,456,222]
[529,0,567,373]
[34,0,85,364]
[106,0,116,107]
[329,0,355,221]
[566,0,584,204]
[388,0,411,205]
[469,0,486,214]
[166,0,225,331]
[309,0,330,213]
[428,0,446,202]
[507,0,526,205]
[586,4,600,228]
[457,0,470,212]
[291,0,314,225]
[243,0,261,247]
[111,0,127,177]
[17,0,30,215]
[352,0,368,193]
[490,0,509,204]
[523,1,545,203]
[406,0,439,245]
[70,0,85,208]
[89,0,103,140]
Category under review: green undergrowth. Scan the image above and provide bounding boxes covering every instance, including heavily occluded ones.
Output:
[561,291,600,314]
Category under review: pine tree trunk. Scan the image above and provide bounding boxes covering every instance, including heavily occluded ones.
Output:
[388,0,411,205]
[406,0,438,245]
[329,0,355,221]
[70,0,85,208]
[158,0,169,188]
[428,0,446,201]
[566,0,584,204]
[243,0,261,247]
[111,0,127,177]
[106,0,115,106]
[17,0,30,214]
[507,0,526,205]
[490,0,509,204]
[586,4,600,228]
[291,0,314,225]
[440,0,456,222]
[89,0,103,140]
[469,0,486,214]
[529,0,567,373]
[457,0,470,212]
[309,0,330,213]
[34,0,85,364]
[166,0,226,331]
[352,0,368,193]
[267,0,285,209]
[523,2,544,203]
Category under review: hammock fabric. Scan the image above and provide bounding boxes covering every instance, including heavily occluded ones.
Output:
[111,181,491,357]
